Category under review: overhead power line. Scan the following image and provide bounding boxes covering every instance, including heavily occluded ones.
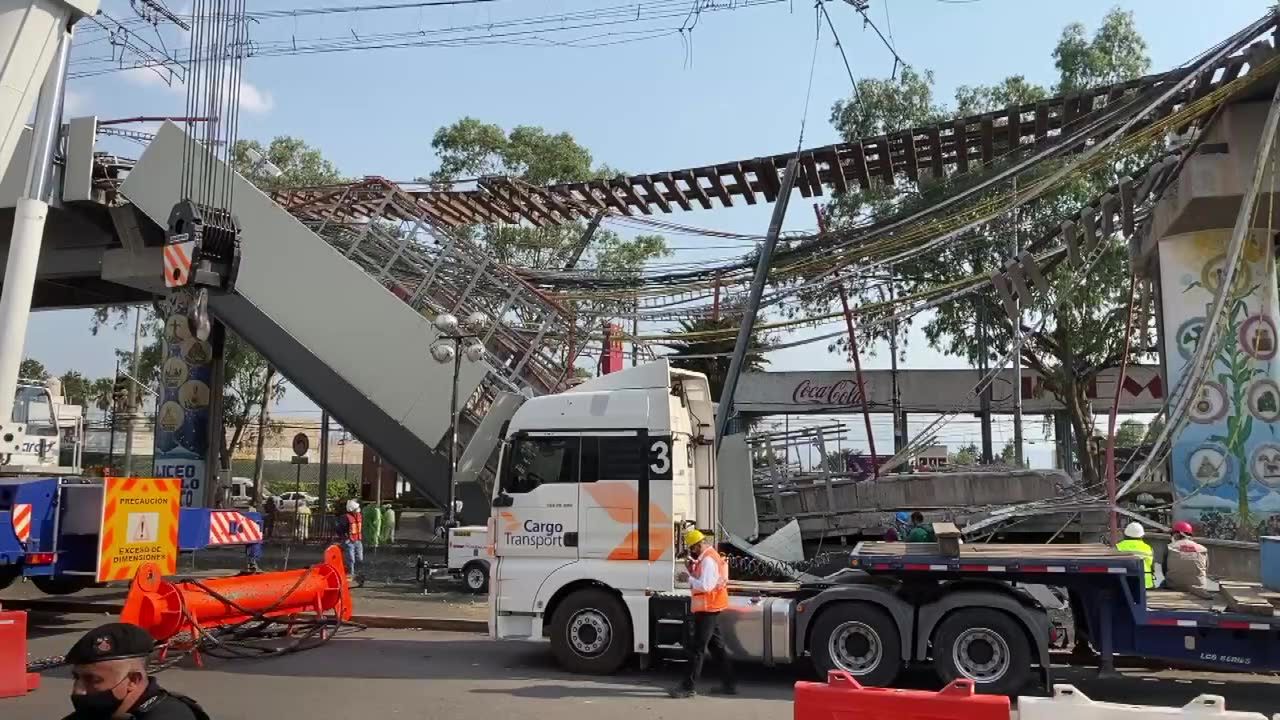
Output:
[68,0,789,78]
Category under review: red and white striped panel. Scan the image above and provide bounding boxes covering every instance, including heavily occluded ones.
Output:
[11,503,31,544]
[208,511,263,545]
[163,241,195,288]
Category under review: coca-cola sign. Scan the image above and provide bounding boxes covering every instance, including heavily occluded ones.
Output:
[791,378,864,406]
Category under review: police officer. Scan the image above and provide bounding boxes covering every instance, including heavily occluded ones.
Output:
[63,622,209,720]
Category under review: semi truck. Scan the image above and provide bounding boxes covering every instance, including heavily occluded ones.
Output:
[488,361,1280,694]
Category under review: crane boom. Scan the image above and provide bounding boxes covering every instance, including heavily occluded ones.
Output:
[0,0,98,460]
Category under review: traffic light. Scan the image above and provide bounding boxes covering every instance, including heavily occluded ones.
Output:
[112,376,130,413]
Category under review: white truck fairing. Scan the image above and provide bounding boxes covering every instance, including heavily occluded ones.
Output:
[489,360,715,651]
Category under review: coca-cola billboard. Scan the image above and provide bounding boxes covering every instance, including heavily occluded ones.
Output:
[791,378,865,407]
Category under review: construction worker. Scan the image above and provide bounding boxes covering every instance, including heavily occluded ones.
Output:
[1162,520,1209,590]
[295,501,312,542]
[363,500,383,550]
[64,622,209,720]
[905,511,934,543]
[668,528,736,699]
[381,503,396,544]
[1116,521,1155,589]
[335,499,364,580]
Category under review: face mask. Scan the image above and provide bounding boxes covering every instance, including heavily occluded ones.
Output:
[70,676,129,719]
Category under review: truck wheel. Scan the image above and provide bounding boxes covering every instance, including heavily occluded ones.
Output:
[932,608,1031,695]
[0,567,17,591]
[550,589,632,674]
[462,561,489,594]
[31,576,93,595]
[811,602,902,686]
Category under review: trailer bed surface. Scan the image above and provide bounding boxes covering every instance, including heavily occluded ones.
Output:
[853,541,1134,561]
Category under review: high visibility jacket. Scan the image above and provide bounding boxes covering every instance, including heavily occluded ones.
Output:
[690,547,730,614]
[1116,538,1154,588]
[345,512,363,541]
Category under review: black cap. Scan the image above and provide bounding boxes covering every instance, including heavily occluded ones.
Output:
[67,623,155,665]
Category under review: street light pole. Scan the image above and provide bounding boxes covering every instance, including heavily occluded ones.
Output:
[446,335,462,530]
[431,311,490,566]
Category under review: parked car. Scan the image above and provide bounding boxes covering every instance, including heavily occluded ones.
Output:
[276,491,318,511]
[228,477,256,509]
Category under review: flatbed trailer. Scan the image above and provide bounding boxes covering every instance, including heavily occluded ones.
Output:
[0,477,263,594]
[522,539,1280,695]
[842,542,1280,684]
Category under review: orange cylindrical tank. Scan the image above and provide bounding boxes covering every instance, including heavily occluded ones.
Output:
[121,545,353,642]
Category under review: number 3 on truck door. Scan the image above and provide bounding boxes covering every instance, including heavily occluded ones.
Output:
[648,438,673,479]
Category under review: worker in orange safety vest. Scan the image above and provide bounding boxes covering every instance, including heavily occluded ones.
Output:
[668,528,736,698]
[335,499,364,581]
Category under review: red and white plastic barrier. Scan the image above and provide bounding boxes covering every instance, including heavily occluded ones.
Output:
[794,671,1010,720]
[207,510,262,545]
[1019,685,1276,720]
[0,605,39,699]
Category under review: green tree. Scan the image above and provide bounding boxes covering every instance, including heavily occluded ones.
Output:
[816,8,1151,490]
[1053,9,1150,93]
[427,118,669,300]
[231,136,345,189]
[1113,418,1148,448]
[58,371,93,407]
[19,358,48,382]
[659,317,772,403]
[89,377,115,413]
[999,441,1030,467]
[950,443,980,466]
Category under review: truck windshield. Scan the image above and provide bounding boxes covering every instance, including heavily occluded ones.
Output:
[13,386,56,437]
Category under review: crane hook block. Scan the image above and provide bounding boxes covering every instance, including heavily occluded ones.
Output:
[165,199,242,292]
[120,545,353,644]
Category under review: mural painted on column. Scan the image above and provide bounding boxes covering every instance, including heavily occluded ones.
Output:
[152,290,213,507]
[1160,228,1280,540]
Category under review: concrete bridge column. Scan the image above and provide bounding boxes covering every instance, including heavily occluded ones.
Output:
[151,290,217,507]
[1149,100,1280,539]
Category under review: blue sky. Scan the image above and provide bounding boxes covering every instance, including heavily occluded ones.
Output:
[25,0,1270,459]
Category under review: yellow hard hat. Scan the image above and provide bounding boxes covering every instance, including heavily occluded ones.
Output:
[683,528,707,547]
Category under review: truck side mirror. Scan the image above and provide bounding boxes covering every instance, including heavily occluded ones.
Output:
[492,494,513,508]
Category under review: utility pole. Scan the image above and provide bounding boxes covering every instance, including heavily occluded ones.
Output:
[715,159,798,450]
[107,358,119,471]
[1011,182,1025,467]
[123,307,142,475]
[318,409,330,528]
[977,298,994,464]
[887,264,905,452]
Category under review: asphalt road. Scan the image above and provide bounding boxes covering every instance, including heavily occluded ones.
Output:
[12,613,1280,719]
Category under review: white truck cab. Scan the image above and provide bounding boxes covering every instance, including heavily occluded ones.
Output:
[488,360,716,672]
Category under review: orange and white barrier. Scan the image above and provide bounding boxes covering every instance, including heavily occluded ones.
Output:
[794,671,1010,720]
[1019,685,1276,720]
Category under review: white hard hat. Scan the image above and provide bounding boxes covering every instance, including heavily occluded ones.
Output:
[346,499,359,512]
[1123,521,1145,539]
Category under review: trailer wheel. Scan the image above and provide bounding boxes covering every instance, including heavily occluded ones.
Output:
[31,576,94,595]
[932,608,1031,695]
[462,561,489,594]
[550,588,632,674]
[810,602,902,686]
